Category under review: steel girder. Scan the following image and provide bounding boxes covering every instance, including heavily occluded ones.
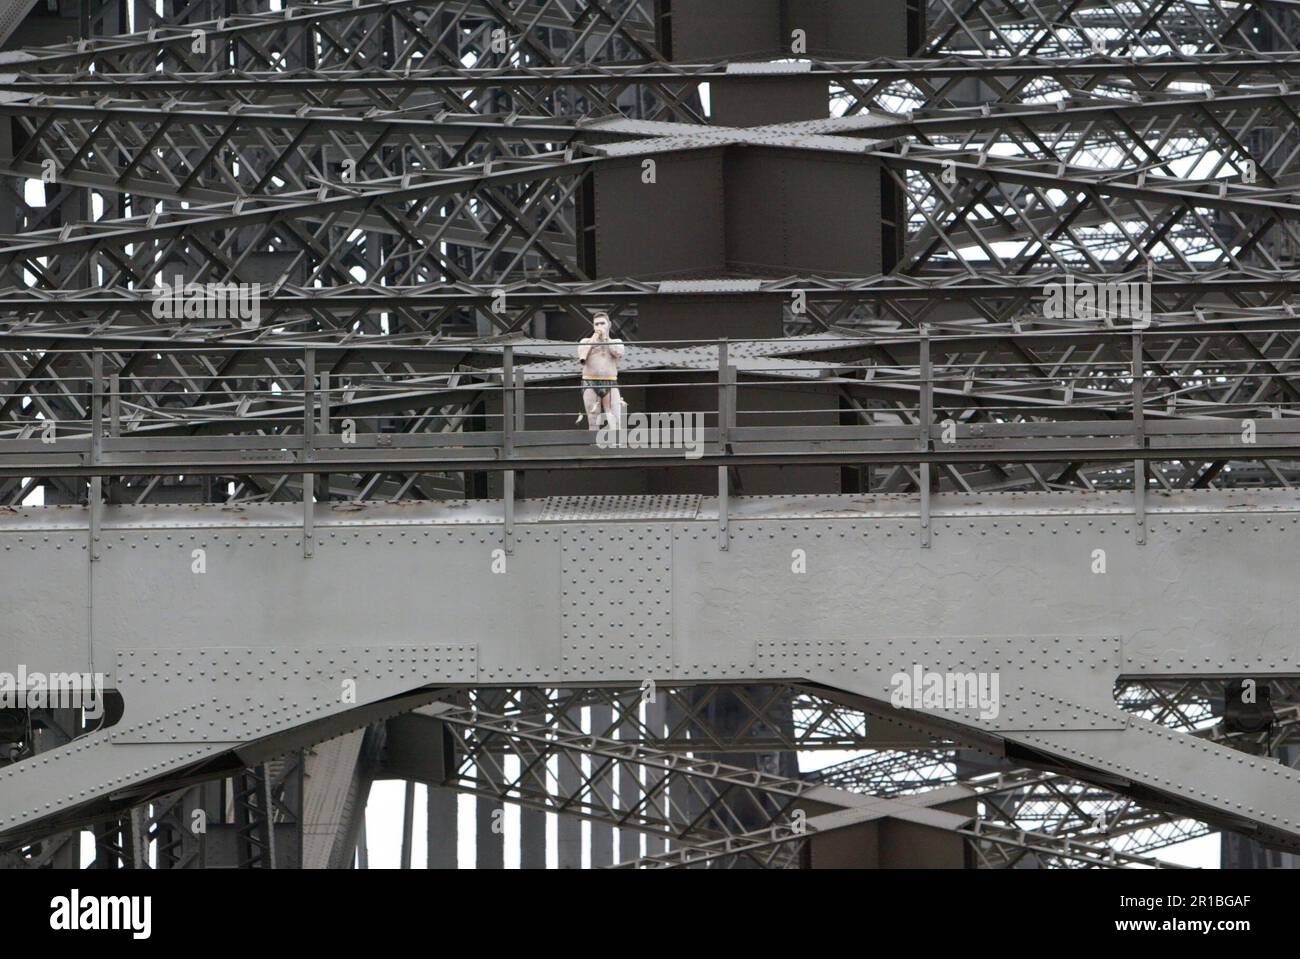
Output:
[0,3,1291,299]
[10,1,1297,75]
[14,1,660,75]
[13,680,1294,868]
[7,56,1300,168]
[345,702,1191,869]
[5,53,1300,109]
[6,100,1300,286]
[447,683,881,752]
[2,13,1300,395]
[1,490,1299,855]
[429,684,1240,867]
[807,695,1300,867]
[2,273,1300,341]
[922,0,1298,57]
[4,47,1300,299]
[0,152,597,290]
[431,701,822,856]
[442,680,1300,867]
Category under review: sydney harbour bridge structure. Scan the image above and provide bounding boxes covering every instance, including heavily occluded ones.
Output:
[0,0,1299,870]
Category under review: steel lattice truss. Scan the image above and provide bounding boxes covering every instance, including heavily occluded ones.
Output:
[12,681,1293,869]
[3,0,1299,869]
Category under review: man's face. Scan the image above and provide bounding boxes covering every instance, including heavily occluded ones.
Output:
[593,318,609,336]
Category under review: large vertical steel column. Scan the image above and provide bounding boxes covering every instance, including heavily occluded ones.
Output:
[427,787,458,869]
[519,689,549,869]
[588,704,615,867]
[474,789,503,868]
[645,695,670,856]
[618,699,641,865]
[474,691,506,869]
[400,781,416,869]
[557,693,583,868]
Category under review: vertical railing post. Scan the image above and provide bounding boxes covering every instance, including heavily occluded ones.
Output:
[918,327,932,549]
[513,366,527,432]
[89,350,103,562]
[90,350,103,462]
[319,368,330,504]
[514,364,526,503]
[502,345,515,458]
[717,339,730,452]
[1132,331,1146,545]
[718,465,729,551]
[503,470,515,556]
[109,372,121,438]
[109,369,122,439]
[717,339,730,550]
[303,348,315,559]
[502,345,515,555]
[109,370,121,511]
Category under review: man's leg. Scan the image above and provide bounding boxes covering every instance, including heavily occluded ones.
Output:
[583,387,603,430]
[606,387,624,431]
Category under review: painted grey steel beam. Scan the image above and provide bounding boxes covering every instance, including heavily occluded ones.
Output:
[7,54,1300,95]
[0,273,1296,322]
[491,684,877,752]
[0,0,36,48]
[555,689,583,868]
[473,690,506,870]
[588,703,614,868]
[14,0,658,72]
[644,694,669,855]
[5,421,1297,478]
[427,786,457,870]
[300,729,365,870]
[520,796,546,869]
[1,489,1299,850]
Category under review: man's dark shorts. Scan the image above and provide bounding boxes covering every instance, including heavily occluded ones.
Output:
[582,378,616,397]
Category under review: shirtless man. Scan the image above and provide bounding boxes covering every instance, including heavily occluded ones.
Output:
[577,312,626,430]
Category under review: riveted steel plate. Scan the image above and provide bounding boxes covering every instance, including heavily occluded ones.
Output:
[0,729,228,834]
[5,489,1300,848]
[561,524,672,677]
[762,634,1124,733]
[1015,719,1300,849]
[0,527,89,668]
[670,526,758,677]
[88,523,557,683]
[112,644,476,743]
